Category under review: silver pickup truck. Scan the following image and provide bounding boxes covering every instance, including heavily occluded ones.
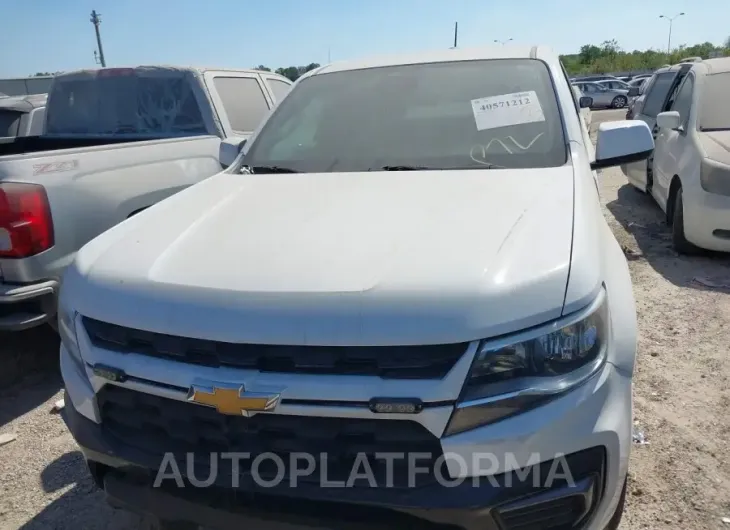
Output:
[0,66,292,331]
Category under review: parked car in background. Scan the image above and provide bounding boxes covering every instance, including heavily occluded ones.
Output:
[597,79,631,91]
[60,44,654,530]
[624,58,730,253]
[629,75,653,86]
[573,84,592,129]
[0,94,46,139]
[572,74,622,82]
[0,66,292,331]
[573,80,630,108]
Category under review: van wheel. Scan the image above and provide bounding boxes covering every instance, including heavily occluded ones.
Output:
[671,187,701,255]
[612,96,627,108]
[604,477,627,530]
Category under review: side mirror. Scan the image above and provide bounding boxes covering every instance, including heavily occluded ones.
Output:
[591,120,654,170]
[656,111,682,131]
[579,96,593,108]
[219,137,247,168]
[627,87,640,97]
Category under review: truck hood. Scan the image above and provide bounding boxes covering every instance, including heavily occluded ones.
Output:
[699,130,730,164]
[71,167,575,345]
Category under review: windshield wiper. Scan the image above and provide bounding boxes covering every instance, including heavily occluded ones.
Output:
[379,165,433,171]
[241,165,301,174]
[378,164,503,171]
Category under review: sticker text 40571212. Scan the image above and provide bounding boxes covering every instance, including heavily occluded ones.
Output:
[471,91,545,131]
[478,94,532,111]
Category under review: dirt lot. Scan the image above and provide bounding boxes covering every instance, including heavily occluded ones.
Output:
[1,109,729,529]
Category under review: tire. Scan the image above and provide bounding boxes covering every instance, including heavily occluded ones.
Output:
[612,96,627,109]
[671,187,701,255]
[604,477,627,530]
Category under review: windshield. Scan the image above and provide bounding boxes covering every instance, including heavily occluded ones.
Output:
[241,59,566,172]
[699,72,730,131]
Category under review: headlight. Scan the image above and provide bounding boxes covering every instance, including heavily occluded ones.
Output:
[445,289,608,436]
[700,159,730,196]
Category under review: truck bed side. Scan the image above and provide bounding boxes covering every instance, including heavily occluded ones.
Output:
[0,135,224,286]
[0,135,158,157]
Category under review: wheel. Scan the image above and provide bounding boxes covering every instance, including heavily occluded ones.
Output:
[671,187,701,255]
[604,477,627,530]
[611,96,627,109]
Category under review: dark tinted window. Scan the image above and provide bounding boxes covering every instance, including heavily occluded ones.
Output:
[267,79,292,102]
[642,73,677,118]
[46,71,208,136]
[242,59,567,172]
[213,77,270,133]
[0,110,21,137]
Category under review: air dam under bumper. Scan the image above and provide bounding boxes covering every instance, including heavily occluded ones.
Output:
[64,397,607,530]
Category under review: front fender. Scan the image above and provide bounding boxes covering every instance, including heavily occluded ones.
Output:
[601,221,638,376]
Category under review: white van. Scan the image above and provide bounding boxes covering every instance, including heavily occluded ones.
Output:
[625,58,730,253]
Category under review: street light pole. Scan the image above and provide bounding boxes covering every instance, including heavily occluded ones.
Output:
[659,12,685,55]
[493,38,513,45]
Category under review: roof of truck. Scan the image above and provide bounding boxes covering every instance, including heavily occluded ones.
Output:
[315,45,553,75]
[0,93,47,112]
[53,65,288,80]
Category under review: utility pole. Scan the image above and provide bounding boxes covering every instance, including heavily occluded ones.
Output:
[659,12,685,55]
[90,10,107,67]
[452,22,458,48]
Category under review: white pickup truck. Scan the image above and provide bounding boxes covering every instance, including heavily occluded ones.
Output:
[0,66,292,331]
[60,46,654,530]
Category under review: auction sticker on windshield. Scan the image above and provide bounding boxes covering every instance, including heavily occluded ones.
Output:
[471,91,545,131]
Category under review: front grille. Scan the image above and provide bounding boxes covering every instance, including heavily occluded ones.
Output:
[83,317,468,379]
[98,385,445,488]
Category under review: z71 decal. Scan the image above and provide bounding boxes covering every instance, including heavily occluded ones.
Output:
[32,160,79,176]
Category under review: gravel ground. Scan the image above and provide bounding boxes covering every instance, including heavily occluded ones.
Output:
[1,109,729,529]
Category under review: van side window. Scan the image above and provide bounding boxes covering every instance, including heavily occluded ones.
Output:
[642,72,677,118]
[213,77,271,133]
[671,75,694,127]
[267,79,292,102]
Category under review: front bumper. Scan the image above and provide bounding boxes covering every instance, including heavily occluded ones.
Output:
[0,279,58,331]
[682,186,730,252]
[64,399,608,530]
[61,344,632,530]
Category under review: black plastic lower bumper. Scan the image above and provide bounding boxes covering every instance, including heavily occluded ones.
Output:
[0,279,58,331]
[63,395,607,530]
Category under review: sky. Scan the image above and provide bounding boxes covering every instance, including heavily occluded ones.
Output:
[1,0,728,78]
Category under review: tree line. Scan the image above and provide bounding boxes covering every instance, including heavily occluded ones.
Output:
[560,38,730,75]
[255,63,320,81]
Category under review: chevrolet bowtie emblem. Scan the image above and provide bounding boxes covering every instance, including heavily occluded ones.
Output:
[187,383,280,417]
